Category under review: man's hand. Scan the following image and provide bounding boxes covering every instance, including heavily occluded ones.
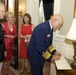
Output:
[52,54,61,60]
[52,51,61,60]
[55,52,61,56]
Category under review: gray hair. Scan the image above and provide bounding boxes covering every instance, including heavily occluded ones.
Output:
[0,2,5,8]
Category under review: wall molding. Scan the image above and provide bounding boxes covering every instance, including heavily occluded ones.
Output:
[53,31,74,60]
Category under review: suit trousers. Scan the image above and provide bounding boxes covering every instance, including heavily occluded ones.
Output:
[31,64,43,75]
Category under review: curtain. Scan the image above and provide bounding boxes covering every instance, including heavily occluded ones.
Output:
[39,0,45,23]
[43,0,54,21]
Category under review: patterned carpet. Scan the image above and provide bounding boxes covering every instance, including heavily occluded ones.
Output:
[2,67,20,75]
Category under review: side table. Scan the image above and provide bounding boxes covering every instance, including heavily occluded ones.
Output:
[56,59,76,75]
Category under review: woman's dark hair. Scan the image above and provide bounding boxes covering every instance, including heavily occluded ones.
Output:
[23,13,31,24]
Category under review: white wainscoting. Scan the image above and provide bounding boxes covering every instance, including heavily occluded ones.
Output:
[50,31,74,75]
[53,31,74,60]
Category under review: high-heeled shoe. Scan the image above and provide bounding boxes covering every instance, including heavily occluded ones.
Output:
[20,72,23,75]
[20,70,24,74]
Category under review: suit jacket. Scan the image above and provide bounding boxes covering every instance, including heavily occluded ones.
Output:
[27,20,56,66]
[0,23,5,62]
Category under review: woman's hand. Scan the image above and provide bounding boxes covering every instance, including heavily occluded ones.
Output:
[10,35,14,39]
[4,51,7,57]
[20,34,27,39]
[5,35,14,39]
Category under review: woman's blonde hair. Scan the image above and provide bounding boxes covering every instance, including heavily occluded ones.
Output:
[5,11,14,23]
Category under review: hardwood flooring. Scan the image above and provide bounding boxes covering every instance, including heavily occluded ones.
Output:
[18,62,31,75]
[18,61,50,75]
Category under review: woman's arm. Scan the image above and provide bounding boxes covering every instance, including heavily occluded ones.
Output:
[32,24,34,32]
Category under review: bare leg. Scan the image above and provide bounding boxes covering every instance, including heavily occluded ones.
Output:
[27,59,31,73]
[1,61,5,75]
[0,62,3,75]
[20,58,25,73]
[6,61,11,74]
[2,60,11,74]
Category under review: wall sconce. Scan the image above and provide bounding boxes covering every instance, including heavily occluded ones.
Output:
[18,6,23,17]
[19,10,23,17]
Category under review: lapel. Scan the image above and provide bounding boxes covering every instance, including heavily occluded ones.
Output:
[46,21,53,44]
[46,21,53,37]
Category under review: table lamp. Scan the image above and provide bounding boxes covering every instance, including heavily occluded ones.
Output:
[65,18,76,68]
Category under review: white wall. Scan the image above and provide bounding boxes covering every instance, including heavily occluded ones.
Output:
[54,0,75,36]
[26,0,39,26]
[53,0,75,59]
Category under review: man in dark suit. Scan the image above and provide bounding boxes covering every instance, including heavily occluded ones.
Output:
[27,14,63,75]
[0,2,6,75]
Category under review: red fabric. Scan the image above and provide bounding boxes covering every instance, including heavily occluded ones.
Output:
[3,22,17,61]
[19,24,32,58]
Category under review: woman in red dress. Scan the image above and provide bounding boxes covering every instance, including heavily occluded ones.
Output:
[19,13,34,74]
[2,11,17,75]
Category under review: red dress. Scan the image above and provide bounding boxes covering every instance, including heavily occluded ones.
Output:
[19,24,32,58]
[3,22,17,61]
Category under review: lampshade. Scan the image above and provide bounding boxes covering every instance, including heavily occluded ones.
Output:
[66,18,76,40]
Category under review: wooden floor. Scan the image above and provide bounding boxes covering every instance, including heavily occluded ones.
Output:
[18,61,50,75]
